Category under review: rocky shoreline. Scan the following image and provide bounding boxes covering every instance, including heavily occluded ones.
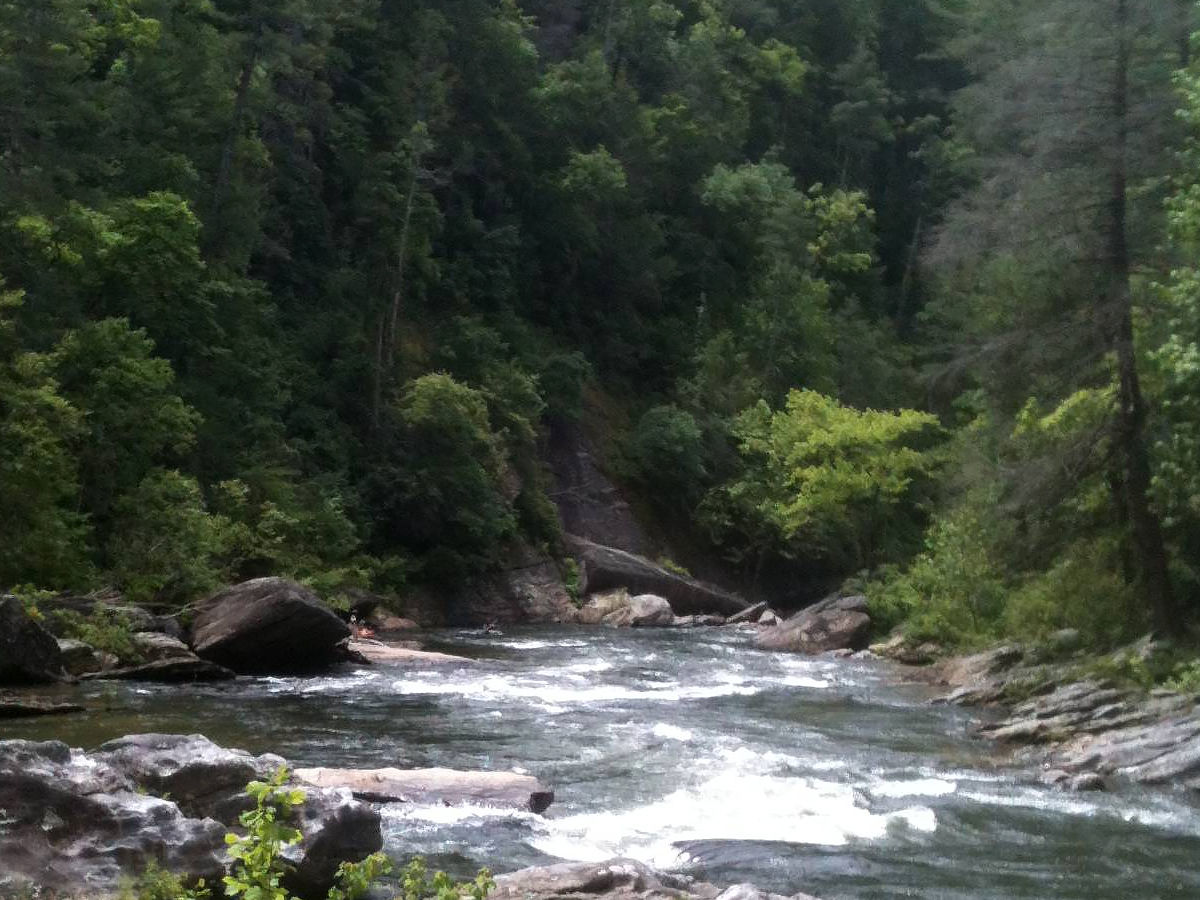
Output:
[881,640,1200,795]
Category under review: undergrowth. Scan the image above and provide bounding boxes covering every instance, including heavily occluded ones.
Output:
[121,768,494,900]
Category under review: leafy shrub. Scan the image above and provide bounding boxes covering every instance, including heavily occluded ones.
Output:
[705,390,939,570]
[50,603,143,662]
[562,557,583,606]
[627,405,707,500]
[107,469,229,604]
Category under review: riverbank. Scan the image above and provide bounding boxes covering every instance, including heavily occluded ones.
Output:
[878,638,1200,795]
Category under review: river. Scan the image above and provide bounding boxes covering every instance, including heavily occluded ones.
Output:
[6,626,1200,898]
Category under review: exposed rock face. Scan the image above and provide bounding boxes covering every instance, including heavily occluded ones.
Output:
[0,739,227,897]
[546,421,652,555]
[491,860,821,900]
[444,552,580,625]
[757,595,871,655]
[0,597,66,684]
[295,766,554,814]
[569,537,748,617]
[190,578,349,674]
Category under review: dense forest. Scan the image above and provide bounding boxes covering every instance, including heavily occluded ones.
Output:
[3,0,1200,658]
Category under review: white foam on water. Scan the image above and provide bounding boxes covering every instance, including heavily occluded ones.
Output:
[651,723,694,742]
[958,786,1200,838]
[528,771,936,866]
[871,778,958,799]
[390,673,763,706]
[381,803,538,827]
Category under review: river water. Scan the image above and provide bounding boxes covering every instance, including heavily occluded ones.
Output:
[6,626,1200,898]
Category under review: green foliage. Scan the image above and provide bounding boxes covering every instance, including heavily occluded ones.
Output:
[397,857,494,900]
[365,374,516,578]
[121,862,210,900]
[223,769,307,900]
[562,558,583,606]
[108,470,229,604]
[705,390,939,570]
[50,603,143,662]
[627,405,707,501]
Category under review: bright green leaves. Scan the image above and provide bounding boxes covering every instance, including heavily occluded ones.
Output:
[705,390,939,568]
[223,768,306,900]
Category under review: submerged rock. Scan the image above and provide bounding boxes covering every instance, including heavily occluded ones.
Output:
[190,577,349,674]
[757,595,871,655]
[0,597,66,684]
[294,766,554,814]
[0,696,85,719]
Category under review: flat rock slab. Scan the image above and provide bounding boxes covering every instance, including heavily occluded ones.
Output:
[0,697,85,719]
[347,640,473,666]
[492,860,822,900]
[295,766,554,813]
[79,656,235,682]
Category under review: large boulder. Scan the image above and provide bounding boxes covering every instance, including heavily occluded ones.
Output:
[95,734,383,898]
[190,578,349,674]
[0,739,227,897]
[757,595,871,655]
[294,766,554,814]
[0,597,66,684]
[568,537,748,617]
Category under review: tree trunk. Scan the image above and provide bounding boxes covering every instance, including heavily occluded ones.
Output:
[1107,0,1181,638]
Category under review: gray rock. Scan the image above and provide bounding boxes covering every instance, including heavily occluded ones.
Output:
[726,602,770,625]
[757,594,871,655]
[568,536,748,617]
[757,611,780,626]
[0,597,66,684]
[0,696,85,719]
[133,631,194,661]
[628,594,675,627]
[294,766,554,814]
[191,578,349,674]
[0,739,226,896]
[80,657,235,683]
[57,637,109,676]
[492,860,821,900]
[96,733,383,897]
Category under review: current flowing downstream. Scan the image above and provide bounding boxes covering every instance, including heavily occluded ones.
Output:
[7,626,1200,898]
